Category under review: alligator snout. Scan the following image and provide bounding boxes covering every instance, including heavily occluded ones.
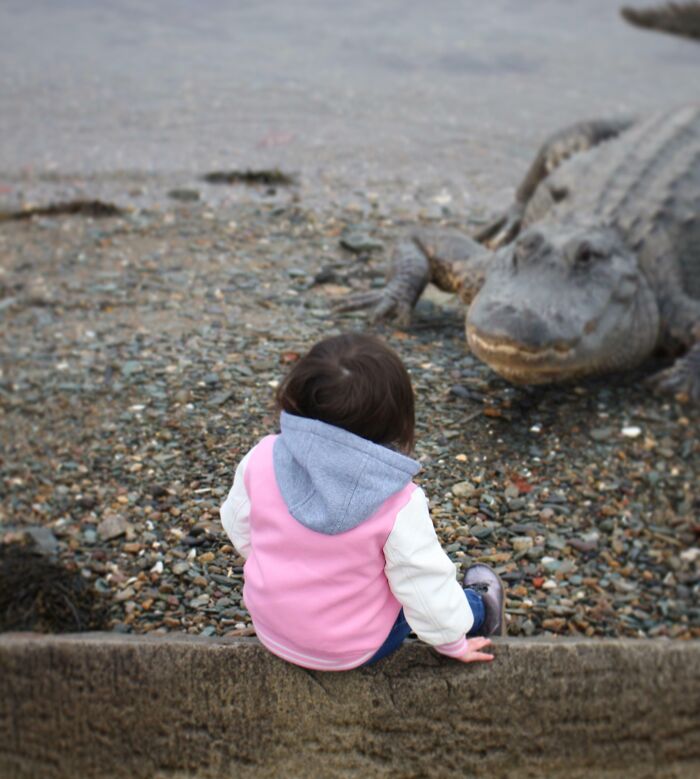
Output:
[468,302,574,353]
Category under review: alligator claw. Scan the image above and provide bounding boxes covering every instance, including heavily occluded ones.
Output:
[333,290,384,314]
[474,204,523,249]
[333,285,413,326]
[646,348,700,402]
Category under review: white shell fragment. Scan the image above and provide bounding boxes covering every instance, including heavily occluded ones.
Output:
[621,426,642,438]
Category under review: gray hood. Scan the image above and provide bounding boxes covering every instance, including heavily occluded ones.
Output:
[272,411,420,535]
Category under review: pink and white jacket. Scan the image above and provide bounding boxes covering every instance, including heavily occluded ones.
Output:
[220,412,474,670]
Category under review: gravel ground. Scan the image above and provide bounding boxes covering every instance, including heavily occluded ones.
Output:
[1,189,699,640]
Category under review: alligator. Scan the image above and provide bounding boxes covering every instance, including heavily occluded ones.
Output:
[622,2,700,41]
[337,105,700,400]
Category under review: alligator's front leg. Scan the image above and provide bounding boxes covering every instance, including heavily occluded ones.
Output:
[647,291,700,401]
[334,229,491,326]
[649,327,700,402]
[475,118,634,248]
[651,342,700,401]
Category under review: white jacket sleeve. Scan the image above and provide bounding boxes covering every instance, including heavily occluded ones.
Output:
[383,487,473,657]
[219,449,253,559]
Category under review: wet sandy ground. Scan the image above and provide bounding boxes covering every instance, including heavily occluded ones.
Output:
[2,0,700,214]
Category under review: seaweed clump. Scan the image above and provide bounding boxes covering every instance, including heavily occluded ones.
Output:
[0,541,109,633]
[0,199,124,222]
[202,168,296,186]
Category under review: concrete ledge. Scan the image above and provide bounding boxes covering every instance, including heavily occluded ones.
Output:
[1,634,699,778]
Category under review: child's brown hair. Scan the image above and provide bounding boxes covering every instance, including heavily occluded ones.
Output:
[276,333,415,452]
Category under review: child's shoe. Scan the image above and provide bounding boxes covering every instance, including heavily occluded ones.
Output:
[463,563,506,636]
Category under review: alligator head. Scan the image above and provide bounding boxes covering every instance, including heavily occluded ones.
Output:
[466,222,661,384]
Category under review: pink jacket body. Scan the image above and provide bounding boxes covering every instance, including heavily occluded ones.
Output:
[244,435,413,669]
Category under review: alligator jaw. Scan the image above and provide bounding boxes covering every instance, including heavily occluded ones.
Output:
[466,325,586,384]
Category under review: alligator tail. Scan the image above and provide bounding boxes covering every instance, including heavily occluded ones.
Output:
[621,2,700,41]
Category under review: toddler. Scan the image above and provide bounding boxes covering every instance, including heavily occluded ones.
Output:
[220,333,504,670]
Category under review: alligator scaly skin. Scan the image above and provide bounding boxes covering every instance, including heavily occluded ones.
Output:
[524,105,700,328]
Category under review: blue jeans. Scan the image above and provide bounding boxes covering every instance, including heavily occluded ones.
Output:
[363,588,485,666]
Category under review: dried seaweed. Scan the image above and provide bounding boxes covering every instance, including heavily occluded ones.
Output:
[0,542,109,633]
[202,169,296,186]
[0,200,124,222]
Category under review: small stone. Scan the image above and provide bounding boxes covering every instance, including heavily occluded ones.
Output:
[199,552,215,564]
[450,385,471,399]
[621,425,642,438]
[23,526,59,555]
[541,556,562,573]
[97,514,129,541]
[224,626,256,637]
[452,481,475,497]
[680,548,699,564]
[546,535,567,551]
[172,561,190,575]
[568,537,598,553]
[150,561,164,574]
[209,389,236,406]
[123,542,142,554]
[590,427,613,442]
[121,361,142,377]
[541,617,566,632]
[115,586,135,602]
[512,536,534,553]
[168,188,200,202]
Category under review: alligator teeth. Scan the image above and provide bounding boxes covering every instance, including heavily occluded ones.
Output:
[467,328,576,363]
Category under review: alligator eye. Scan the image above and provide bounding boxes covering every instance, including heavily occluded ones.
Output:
[516,231,544,258]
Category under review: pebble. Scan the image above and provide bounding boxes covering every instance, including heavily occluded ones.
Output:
[168,188,201,202]
[97,515,129,541]
[511,536,534,553]
[621,426,642,438]
[22,526,59,555]
[452,481,476,497]
[680,548,699,564]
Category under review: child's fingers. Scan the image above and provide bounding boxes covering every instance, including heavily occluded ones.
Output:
[459,651,495,663]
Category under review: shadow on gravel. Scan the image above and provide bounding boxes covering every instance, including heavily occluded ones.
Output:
[0,542,109,633]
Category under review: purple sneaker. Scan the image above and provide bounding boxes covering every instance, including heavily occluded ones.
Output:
[463,564,506,636]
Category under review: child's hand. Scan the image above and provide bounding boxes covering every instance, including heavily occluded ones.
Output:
[456,637,494,663]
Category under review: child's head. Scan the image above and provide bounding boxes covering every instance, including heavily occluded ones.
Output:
[276,333,415,452]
